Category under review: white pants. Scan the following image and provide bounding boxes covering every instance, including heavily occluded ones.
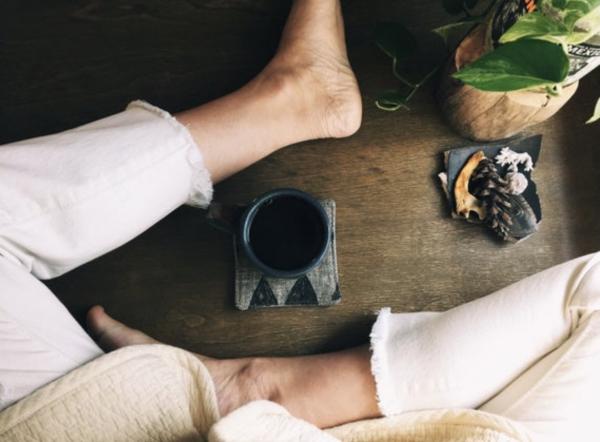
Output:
[0,103,598,441]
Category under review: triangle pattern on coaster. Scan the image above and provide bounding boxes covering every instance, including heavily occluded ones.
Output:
[266,277,297,305]
[331,284,341,301]
[285,275,318,305]
[250,277,278,307]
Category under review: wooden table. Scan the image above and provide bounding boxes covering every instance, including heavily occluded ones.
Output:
[2,1,599,358]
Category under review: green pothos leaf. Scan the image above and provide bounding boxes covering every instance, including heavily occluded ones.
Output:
[499,12,570,44]
[498,0,598,44]
[542,0,599,23]
[570,3,600,43]
[453,39,569,91]
[586,97,600,123]
[540,0,600,39]
[550,0,568,8]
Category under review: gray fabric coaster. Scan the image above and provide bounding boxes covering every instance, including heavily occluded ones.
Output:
[234,200,341,310]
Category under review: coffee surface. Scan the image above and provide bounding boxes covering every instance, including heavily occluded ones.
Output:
[249,196,325,271]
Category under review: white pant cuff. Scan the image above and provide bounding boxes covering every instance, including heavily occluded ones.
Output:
[370,307,398,416]
[127,100,213,208]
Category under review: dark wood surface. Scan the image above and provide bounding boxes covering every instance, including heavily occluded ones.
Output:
[2,1,599,358]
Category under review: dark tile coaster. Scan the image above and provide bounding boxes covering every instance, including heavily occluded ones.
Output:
[444,135,542,222]
[234,200,341,310]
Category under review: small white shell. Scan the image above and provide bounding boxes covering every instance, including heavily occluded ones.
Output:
[506,172,528,195]
[495,147,533,173]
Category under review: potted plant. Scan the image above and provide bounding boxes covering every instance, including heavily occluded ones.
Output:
[376,0,600,141]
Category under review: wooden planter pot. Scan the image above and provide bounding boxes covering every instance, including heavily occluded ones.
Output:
[436,23,578,141]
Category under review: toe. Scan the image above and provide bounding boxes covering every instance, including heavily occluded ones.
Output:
[86,305,159,351]
[86,305,108,338]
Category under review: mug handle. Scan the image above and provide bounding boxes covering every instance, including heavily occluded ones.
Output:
[206,203,245,235]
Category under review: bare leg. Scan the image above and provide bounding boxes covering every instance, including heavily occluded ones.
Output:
[88,0,370,429]
[87,306,380,428]
[175,0,361,182]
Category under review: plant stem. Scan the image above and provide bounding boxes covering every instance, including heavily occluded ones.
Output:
[405,65,440,101]
[392,58,418,88]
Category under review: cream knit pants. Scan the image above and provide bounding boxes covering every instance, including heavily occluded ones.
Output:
[1,103,598,441]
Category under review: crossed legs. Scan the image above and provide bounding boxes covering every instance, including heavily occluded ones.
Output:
[86,0,377,429]
[2,0,600,438]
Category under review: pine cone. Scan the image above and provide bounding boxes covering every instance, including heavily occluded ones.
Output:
[469,158,514,240]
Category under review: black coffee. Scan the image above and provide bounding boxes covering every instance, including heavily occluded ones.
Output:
[249,196,325,271]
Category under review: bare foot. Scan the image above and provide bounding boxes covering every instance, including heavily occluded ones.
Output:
[87,306,379,428]
[86,306,271,415]
[260,0,362,139]
[87,305,158,351]
[175,0,361,182]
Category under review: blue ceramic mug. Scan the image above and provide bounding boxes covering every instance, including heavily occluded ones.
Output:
[207,188,331,278]
[238,188,331,278]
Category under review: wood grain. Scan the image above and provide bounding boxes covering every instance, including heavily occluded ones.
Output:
[2,0,599,358]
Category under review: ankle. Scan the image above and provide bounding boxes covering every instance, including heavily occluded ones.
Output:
[239,357,281,403]
[204,356,280,417]
[254,63,312,115]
